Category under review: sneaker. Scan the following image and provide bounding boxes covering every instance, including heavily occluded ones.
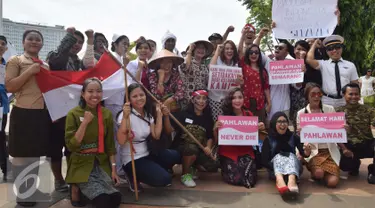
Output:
[124,173,143,192]
[190,167,198,180]
[55,180,69,192]
[181,174,196,188]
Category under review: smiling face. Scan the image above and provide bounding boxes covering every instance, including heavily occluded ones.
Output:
[70,34,84,55]
[248,46,260,63]
[160,58,173,72]
[231,91,244,110]
[23,32,43,54]
[194,43,207,59]
[294,44,308,59]
[193,94,208,112]
[308,87,323,107]
[129,87,147,110]
[82,81,103,108]
[223,42,234,61]
[276,116,288,134]
[137,43,151,61]
[344,87,360,105]
[326,44,343,61]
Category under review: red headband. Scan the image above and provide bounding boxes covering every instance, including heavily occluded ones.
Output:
[245,23,256,33]
[192,90,208,97]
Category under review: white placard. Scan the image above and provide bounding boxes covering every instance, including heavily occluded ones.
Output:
[272,0,338,39]
[208,65,242,92]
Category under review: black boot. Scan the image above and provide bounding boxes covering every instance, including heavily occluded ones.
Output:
[368,164,375,185]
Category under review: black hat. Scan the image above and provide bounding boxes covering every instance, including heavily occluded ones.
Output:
[208,33,223,41]
[0,35,7,44]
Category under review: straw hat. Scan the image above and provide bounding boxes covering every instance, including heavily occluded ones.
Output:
[185,40,214,58]
[148,49,184,69]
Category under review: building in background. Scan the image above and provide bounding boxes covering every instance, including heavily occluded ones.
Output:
[2,18,66,60]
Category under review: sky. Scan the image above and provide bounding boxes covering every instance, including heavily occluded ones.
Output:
[3,0,250,54]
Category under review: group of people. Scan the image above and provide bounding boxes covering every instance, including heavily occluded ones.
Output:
[0,13,374,208]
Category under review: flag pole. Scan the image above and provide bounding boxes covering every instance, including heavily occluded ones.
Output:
[122,55,139,200]
[104,49,216,161]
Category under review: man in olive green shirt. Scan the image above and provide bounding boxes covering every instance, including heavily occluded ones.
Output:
[335,83,375,184]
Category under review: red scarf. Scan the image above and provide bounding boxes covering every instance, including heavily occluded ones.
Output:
[97,105,104,153]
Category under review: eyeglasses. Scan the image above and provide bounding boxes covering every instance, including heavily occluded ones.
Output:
[275,45,284,50]
[326,44,342,51]
[248,50,259,55]
[310,92,323,98]
[276,120,288,125]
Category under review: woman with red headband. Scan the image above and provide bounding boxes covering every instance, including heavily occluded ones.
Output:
[65,78,122,207]
[214,88,265,188]
[164,89,218,187]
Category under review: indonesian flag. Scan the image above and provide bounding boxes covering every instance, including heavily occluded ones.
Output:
[35,51,125,121]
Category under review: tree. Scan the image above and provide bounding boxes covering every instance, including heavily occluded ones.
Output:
[238,0,375,73]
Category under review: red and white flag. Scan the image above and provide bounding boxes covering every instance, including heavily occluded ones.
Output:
[36,52,125,121]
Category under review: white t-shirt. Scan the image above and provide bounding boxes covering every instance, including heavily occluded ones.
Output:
[117,108,154,166]
[360,76,375,97]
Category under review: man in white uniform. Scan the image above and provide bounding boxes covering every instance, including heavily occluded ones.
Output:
[306,35,358,107]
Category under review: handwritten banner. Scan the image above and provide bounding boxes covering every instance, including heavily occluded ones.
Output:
[269,59,304,85]
[208,65,242,92]
[218,116,259,146]
[272,0,337,39]
[300,112,347,143]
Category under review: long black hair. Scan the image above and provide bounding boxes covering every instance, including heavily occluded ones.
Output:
[244,44,265,90]
[116,83,155,121]
[79,78,103,108]
[304,82,324,113]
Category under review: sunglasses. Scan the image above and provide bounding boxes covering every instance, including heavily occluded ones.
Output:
[310,92,323,98]
[276,120,288,124]
[275,45,284,50]
[248,50,259,55]
[326,44,342,51]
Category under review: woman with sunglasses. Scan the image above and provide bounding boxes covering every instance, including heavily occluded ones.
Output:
[237,26,270,123]
[296,82,347,188]
[261,112,310,197]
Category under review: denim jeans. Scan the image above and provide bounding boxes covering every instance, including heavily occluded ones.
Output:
[123,149,180,187]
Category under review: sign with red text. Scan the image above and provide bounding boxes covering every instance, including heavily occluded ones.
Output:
[269,59,304,85]
[208,65,242,92]
[272,0,337,39]
[218,116,259,146]
[300,113,347,143]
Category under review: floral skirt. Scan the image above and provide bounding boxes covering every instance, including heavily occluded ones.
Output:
[307,149,340,177]
[220,155,257,188]
[77,161,120,200]
[272,153,301,178]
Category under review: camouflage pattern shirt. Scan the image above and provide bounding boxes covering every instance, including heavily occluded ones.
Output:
[335,104,375,144]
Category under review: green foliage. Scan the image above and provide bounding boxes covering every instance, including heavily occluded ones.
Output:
[238,0,375,74]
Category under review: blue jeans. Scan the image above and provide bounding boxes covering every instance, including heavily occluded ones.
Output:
[123,149,180,187]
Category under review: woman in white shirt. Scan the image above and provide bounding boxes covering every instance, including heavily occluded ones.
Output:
[126,40,152,89]
[359,69,375,106]
[116,83,180,192]
[209,40,240,121]
[297,82,346,188]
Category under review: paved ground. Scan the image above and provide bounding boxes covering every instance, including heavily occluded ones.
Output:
[0,158,374,208]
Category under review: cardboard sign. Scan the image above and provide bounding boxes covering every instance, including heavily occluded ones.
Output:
[300,112,347,143]
[218,116,259,146]
[269,59,304,85]
[272,0,337,39]
[208,65,242,91]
